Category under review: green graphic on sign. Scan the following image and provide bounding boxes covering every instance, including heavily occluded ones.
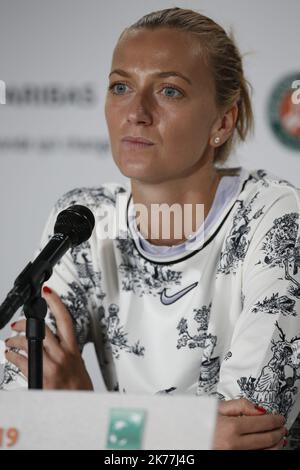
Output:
[267,72,300,151]
[106,408,146,450]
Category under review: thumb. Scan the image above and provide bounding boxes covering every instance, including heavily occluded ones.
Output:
[42,285,78,353]
[218,398,267,417]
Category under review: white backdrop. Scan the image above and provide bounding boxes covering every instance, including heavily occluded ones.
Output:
[0,0,299,390]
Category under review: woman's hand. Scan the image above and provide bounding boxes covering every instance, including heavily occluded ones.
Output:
[4,286,93,391]
[213,398,288,450]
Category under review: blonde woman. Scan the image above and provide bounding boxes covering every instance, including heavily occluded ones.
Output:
[2,7,300,450]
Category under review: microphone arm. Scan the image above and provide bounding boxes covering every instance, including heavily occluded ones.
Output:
[0,203,95,330]
[0,234,71,330]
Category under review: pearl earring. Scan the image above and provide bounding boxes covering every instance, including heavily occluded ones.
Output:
[214,136,221,144]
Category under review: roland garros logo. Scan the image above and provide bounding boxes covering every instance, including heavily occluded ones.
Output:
[292,80,300,105]
[268,73,300,151]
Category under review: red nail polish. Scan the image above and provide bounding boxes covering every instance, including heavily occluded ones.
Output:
[283,438,288,447]
[255,405,267,414]
[11,322,16,328]
[43,286,52,294]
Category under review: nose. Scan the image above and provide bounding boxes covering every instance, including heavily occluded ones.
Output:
[126,93,153,126]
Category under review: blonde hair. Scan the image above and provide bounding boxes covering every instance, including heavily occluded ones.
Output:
[120,7,254,164]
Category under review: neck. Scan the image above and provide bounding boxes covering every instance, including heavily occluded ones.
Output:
[130,158,224,246]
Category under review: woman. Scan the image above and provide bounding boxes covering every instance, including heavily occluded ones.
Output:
[2,7,299,450]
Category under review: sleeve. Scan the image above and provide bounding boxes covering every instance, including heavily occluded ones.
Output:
[0,197,95,391]
[216,187,300,432]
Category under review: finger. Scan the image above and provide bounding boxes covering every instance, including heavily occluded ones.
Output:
[5,346,57,384]
[43,324,64,360]
[42,286,78,352]
[218,398,267,417]
[11,320,26,333]
[11,318,63,362]
[4,350,28,377]
[5,336,28,353]
[264,437,286,450]
[238,414,286,435]
[11,292,76,351]
[239,427,286,450]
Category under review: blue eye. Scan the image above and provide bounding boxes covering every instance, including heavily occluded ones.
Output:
[109,82,183,99]
[109,83,129,94]
[162,86,183,99]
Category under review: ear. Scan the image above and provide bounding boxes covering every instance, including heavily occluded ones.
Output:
[209,102,239,148]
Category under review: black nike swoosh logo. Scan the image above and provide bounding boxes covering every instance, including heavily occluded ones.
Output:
[160,282,198,305]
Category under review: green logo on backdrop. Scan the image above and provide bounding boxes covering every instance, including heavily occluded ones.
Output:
[106,408,146,450]
[268,72,300,151]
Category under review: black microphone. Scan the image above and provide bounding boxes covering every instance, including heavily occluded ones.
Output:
[0,204,95,329]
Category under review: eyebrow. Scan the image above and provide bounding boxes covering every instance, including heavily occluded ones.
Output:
[109,69,192,86]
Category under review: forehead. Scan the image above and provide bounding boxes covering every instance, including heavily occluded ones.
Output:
[112,28,211,85]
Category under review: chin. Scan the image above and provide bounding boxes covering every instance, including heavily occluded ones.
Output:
[119,167,163,184]
[121,169,156,182]
[117,155,153,176]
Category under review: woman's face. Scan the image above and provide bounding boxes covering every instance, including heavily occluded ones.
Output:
[105,27,220,184]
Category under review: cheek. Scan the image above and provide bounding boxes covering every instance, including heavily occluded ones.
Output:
[159,108,209,156]
[105,99,119,135]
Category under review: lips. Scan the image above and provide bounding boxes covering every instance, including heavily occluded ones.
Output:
[122,136,154,145]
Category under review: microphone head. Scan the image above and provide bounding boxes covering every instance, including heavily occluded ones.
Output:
[54,205,95,246]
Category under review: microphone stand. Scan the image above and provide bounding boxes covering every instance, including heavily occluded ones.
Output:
[23,294,47,389]
[13,260,52,390]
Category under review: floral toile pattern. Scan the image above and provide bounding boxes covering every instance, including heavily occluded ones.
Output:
[217,193,265,275]
[237,322,300,419]
[116,235,183,297]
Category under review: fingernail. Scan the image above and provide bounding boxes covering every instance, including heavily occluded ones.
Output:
[11,322,16,328]
[43,286,52,295]
[284,429,289,437]
[283,438,288,447]
[254,405,267,414]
